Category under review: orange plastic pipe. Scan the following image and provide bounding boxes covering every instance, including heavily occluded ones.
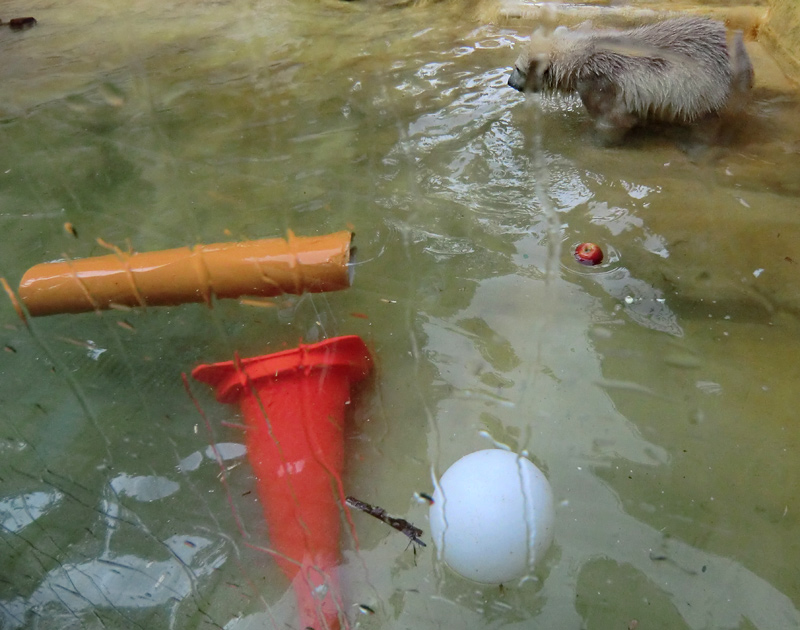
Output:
[192,336,373,630]
[17,230,353,316]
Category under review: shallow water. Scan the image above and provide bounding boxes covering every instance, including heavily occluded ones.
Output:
[1,1,800,629]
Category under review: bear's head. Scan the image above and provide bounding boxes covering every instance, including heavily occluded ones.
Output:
[507,27,562,93]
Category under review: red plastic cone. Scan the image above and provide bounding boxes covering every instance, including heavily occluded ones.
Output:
[192,335,372,630]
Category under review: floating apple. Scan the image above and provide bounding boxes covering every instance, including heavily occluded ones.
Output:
[575,242,603,266]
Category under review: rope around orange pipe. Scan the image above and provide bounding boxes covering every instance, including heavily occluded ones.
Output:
[18,230,353,316]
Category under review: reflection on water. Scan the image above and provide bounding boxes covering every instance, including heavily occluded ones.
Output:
[0,491,64,534]
[4,531,226,629]
[1,1,799,629]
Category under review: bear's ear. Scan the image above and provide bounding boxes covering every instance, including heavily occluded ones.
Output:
[553,25,569,36]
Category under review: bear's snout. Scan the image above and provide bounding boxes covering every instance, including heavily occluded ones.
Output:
[508,68,526,92]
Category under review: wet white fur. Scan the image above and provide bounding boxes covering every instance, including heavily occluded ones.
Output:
[514,17,747,123]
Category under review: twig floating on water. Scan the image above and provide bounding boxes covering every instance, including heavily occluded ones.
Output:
[2,17,37,31]
[345,496,426,547]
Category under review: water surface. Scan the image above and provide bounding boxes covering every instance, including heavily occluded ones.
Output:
[1,1,799,629]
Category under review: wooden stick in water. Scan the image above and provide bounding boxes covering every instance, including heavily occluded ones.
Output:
[345,496,426,547]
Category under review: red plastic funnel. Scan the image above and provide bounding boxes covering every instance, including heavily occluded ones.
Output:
[192,335,372,630]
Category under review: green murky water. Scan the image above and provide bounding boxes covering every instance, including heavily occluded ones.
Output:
[2,1,799,629]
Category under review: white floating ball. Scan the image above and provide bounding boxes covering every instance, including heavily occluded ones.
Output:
[429,449,554,584]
